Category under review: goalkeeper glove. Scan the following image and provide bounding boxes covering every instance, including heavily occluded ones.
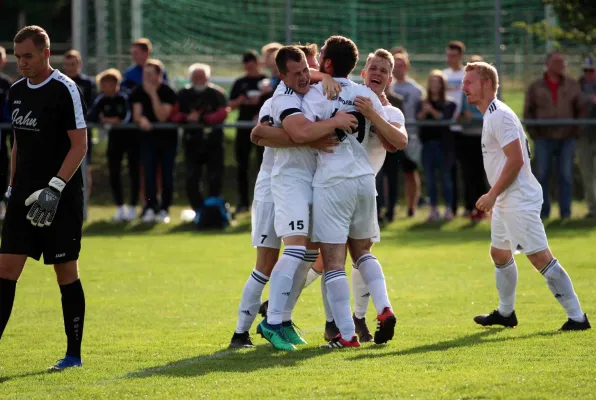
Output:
[25,177,66,227]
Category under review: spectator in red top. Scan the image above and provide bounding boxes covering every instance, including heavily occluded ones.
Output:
[524,51,583,219]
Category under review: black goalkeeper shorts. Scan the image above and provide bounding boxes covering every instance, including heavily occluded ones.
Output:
[0,187,83,265]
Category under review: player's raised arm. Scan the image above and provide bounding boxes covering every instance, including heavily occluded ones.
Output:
[355,94,407,150]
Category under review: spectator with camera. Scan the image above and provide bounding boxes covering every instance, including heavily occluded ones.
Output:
[172,63,228,222]
[131,59,178,223]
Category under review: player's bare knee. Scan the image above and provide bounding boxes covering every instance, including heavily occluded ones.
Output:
[320,244,345,272]
[283,235,308,247]
[490,246,512,265]
[0,254,27,281]
[54,261,79,285]
[255,247,279,276]
[526,248,554,271]
[347,238,371,262]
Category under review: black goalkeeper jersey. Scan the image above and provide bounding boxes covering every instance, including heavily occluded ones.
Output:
[8,69,87,193]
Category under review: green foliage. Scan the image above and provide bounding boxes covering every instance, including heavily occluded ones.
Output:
[514,0,596,52]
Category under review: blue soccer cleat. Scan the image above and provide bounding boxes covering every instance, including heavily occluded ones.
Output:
[47,356,83,372]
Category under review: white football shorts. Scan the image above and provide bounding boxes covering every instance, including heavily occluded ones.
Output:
[271,174,313,239]
[251,200,281,249]
[312,175,377,244]
[490,207,549,255]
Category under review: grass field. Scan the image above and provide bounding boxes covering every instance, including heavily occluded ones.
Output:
[0,205,594,399]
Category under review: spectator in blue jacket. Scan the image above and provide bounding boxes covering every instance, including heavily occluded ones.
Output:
[121,38,169,92]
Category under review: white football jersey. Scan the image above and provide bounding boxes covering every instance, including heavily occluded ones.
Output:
[302,78,388,187]
[367,104,405,175]
[253,98,274,202]
[443,67,465,132]
[270,82,317,182]
[482,99,543,211]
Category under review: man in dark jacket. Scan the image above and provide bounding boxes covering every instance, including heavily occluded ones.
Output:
[524,51,584,219]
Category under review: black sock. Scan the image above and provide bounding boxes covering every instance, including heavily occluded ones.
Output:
[0,278,17,340]
[60,279,85,359]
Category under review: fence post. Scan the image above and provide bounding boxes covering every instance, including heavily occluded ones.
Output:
[115,0,124,71]
[132,0,143,40]
[71,0,89,73]
[285,0,292,44]
[95,0,108,74]
[494,0,502,99]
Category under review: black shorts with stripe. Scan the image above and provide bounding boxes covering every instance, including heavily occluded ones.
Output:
[0,187,84,265]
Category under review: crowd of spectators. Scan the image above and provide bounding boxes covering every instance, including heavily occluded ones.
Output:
[0,38,594,224]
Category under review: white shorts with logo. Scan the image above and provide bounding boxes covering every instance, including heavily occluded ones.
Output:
[491,207,549,255]
[251,200,281,249]
[271,174,313,239]
[312,175,377,244]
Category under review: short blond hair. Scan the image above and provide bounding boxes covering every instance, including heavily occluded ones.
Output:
[132,38,152,54]
[96,68,122,86]
[365,49,394,71]
[64,49,82,63]
[465,61,499,94]
[144,58,164,74]
[393,52,410,68]
[469,54,484,63]
[261,42,283,56]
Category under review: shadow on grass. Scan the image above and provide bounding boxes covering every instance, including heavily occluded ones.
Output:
[82,218,252,237]
[126,345,326,379]
[0,370,48,384]
[348,328,560,361]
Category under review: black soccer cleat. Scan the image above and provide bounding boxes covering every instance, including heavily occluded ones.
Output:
[258,300,269,318]
[374,307,397,344]
[353,314,374,343]
[324,320,340,342]
[474,310,518,328]
[559,314,591,332]
[229,331,255,349]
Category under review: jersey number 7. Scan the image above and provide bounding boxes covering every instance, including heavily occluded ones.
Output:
[331,109,366,143]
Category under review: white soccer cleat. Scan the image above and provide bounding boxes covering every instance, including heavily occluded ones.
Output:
[112,206,126,222]
[155,210,171,224]
[141,208,156,223]
[125,205,137,221]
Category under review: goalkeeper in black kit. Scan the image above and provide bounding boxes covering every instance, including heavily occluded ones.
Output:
[0,26,88,372]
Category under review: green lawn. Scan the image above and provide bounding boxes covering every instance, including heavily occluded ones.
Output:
[0,206,594,399]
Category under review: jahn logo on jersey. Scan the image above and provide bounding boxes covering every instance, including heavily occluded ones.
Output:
[12,108,38,129]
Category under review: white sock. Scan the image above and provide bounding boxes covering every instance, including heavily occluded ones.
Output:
[282,250,318,321]
[355,254,391,315]
[321,276,334,322]
[541,258,585,322]
[495,258,517,317]
[266,245,305,325]
[304,267,322,288]
[352,264,370,319]
[236,270,269,334]
[325,270,355,339]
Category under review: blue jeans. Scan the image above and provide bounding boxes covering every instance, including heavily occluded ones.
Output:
[533,138,576,218]
[422,140,454,208]
[141,133,178,212]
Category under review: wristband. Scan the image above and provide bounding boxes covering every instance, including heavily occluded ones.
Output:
[49,177,67,193]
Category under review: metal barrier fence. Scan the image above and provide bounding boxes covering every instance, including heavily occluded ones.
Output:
[2,119,596,131]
